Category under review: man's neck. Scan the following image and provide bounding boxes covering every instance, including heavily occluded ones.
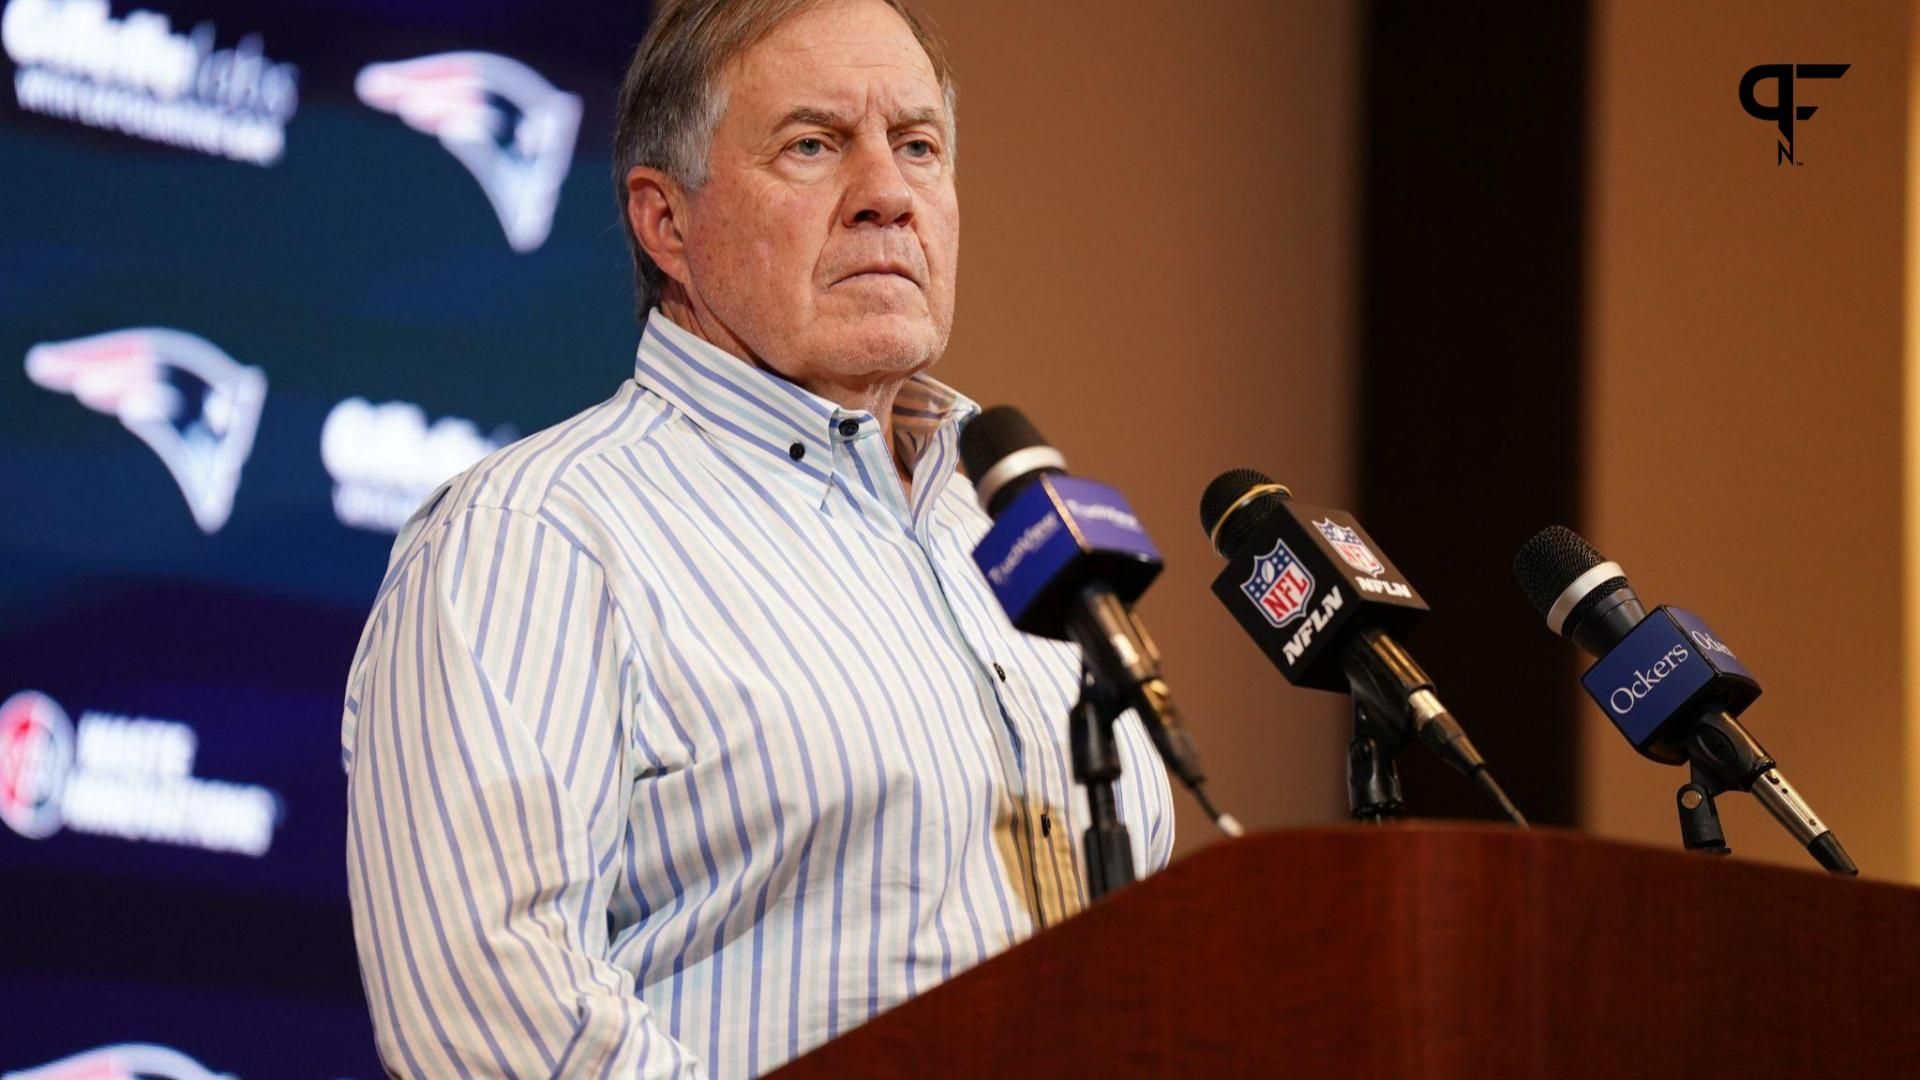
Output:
[659,296,916,493]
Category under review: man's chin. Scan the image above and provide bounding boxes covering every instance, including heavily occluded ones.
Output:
[821,314,947,374]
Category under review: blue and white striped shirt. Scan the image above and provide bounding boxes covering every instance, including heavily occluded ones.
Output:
[341,310,1174,1079]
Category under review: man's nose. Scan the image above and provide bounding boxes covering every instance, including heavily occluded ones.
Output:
[841,137,913,228]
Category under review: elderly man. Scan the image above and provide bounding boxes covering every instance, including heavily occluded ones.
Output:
[341,0,1174,1076]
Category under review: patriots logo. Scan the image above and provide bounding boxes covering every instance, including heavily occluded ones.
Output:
[25,328,268,534]
[2,1041,237,1080]
[355,52,581,253]
[1241,538,1317,629]
[1314,518,1385,576]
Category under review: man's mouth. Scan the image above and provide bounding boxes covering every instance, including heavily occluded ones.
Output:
[835,262,921,287]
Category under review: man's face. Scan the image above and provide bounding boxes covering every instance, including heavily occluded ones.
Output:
[678,0,958,389]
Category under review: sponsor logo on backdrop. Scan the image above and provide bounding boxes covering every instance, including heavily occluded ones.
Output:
[0,689,280,856]
[0,690,72,839]
[355,52,580,252]
[322,397,510,534]
[3,1041,236,1080]
[25,328,266,534]
[1,0,299,166]
[1241,538,1315,629]
[1312,518,1385,576]
[1738,63,1848,166]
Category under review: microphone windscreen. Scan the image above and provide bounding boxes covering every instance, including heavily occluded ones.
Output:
[1513,525,1607,619]
[1199,467,1289,558]
[959,405,1049,482]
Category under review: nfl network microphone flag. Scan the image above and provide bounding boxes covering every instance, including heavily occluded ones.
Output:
[1579,607,1761,761]
[1210,502,1425,693]
[971,474,1160,637]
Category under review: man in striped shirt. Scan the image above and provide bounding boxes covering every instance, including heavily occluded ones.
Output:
[341,1,1175,1076]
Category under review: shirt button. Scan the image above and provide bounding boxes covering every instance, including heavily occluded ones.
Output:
[788,442,806,461]
[837,418,859,437]
[1040,812,1053,838]
[992,662,1007,681]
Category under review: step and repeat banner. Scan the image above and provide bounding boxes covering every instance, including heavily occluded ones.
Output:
[0,1,652,1074]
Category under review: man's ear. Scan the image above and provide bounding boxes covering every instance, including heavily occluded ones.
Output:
[626,165,692,289]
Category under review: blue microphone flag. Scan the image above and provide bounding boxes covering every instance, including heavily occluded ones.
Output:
[1579,606,1760,752]
[972,474,1160,634]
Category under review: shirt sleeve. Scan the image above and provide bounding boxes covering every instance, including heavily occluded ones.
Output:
[1116,711,1178,874]
[342,504,703,1078]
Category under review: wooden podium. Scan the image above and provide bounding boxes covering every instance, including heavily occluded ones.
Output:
[771,825,1920,1078]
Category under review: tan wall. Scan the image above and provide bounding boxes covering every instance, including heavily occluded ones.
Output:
[1585,0,1912,879]
[913,0,1361,853]
[902,0,1920,876]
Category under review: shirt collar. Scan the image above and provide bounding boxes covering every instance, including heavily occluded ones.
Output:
[632,309,979,506]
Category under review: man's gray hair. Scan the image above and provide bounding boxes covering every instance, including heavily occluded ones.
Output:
[612,0,957,321]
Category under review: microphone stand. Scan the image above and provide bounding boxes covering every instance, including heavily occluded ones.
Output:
[1671,710,1855,875]
[1069,668,1137,901]
[1676,763,1731,856]
[1346,701,1407,822]
[1336,629,1528,827]
[1342,632,1415,823]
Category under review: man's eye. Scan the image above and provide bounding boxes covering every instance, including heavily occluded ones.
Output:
[901,139,934,158]
[792,137,826,157]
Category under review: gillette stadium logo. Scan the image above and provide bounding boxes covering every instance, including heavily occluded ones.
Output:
[322,397,510,534]
[355,52,579,252]
[0,689,280,856]
[3,1041,236,1080]
[25,328,266,534]
[2,0,299,166]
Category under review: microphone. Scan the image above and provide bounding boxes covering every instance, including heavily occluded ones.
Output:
[1198,468,1527,826]
[960,406,1242,840]
[1513,525,1856,875]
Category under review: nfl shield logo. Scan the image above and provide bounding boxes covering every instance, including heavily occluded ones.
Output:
[1314,518,1385,576]
[1242,539,1317,628]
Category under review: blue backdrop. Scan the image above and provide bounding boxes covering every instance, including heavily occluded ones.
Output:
[1,2,653,1074]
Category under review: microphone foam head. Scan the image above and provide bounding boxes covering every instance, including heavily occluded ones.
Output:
[1512,525,1602,618]
[1199,468,1291,558]
[959,405,1049,482]
[1513,524,1642,637]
